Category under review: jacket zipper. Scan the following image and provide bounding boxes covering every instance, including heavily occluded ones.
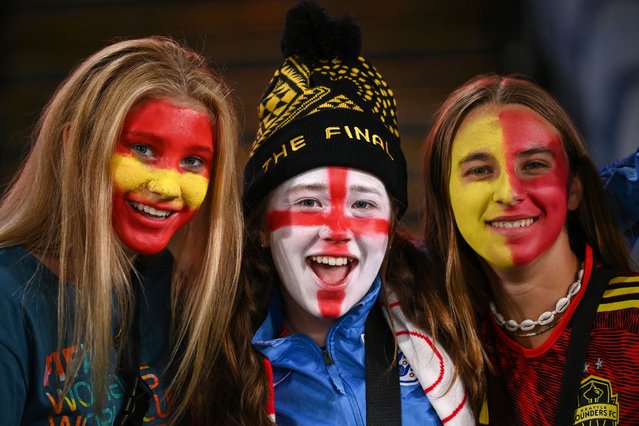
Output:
[322,347,334,365]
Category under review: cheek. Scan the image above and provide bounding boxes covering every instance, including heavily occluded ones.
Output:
[174,209,199,228]
[112,155,151,193]
[526,174,570,210]
[449,178,491,227]
[358,233,390,276]
[269,226,315,252]
[179,173,209,210]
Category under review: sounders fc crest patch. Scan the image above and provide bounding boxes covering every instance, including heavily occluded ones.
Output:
[574,375,619,425]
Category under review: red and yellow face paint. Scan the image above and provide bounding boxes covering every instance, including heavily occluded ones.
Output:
[448,104,580,269]
[111,98,214,255]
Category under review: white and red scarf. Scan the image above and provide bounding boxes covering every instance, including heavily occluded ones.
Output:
[385,293,475,425]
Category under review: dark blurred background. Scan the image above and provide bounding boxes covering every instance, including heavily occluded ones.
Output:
[1,0,638,231]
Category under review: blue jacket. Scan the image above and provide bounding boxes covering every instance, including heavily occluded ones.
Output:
[601,148,639,251]
[252,277,442,426]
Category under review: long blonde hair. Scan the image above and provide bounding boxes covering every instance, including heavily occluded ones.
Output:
[421,73,631,410]
[0,36,243,422]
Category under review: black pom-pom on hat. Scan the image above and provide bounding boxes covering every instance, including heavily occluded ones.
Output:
[281,0,361,61]
[243,0,408,218]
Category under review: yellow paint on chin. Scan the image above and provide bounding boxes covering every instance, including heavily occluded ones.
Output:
[448,109,514,268]
[111,154,209,210]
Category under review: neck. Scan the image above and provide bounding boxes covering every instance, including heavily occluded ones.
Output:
[487,232,580,348]
[281,290,335,347]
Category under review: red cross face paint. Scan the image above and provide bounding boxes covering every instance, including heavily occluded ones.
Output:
[448,104,580,269]
[111,98,214,255]
[266,167,391,319]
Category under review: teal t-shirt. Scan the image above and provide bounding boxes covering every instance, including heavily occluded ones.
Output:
[0,245,174,424]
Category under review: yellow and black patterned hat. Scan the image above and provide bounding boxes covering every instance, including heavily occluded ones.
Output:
[243,0,407,216]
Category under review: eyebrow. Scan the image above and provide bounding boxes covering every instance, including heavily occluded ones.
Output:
[284,183,384,196]
[122,130,164,144]
[457,151,494,167]
[517,147,555,158]
[349,184,384,196]
[285,183,329,195]
[123,130,213,154]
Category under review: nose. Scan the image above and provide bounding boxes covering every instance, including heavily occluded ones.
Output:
[319,220,353,242]
[146,169,181,200]
[492,173,524,206]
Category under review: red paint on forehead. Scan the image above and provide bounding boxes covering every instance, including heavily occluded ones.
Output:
[115,98,214,177]
[499,108,562,152]
[317,289,346,318]
[267,167,390,235]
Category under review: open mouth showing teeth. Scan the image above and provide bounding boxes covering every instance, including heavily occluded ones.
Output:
[488,218,536,229]
[308,256,357,287]
[129,201,173,219]
[311,256,353,266]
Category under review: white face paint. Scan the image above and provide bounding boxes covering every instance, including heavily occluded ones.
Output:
[265,167,392,319]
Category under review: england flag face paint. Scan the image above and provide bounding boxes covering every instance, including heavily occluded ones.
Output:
[265,167,392,319]
[448,104,580,269]
[111,98,214,255]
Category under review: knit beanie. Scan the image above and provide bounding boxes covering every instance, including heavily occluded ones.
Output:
[243,0,408,217]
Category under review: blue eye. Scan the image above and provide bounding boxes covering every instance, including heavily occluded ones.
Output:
[131,144,154,158]
[181,156,205,172]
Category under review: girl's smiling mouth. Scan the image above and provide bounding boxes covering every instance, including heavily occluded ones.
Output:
[487,217,537,229]
[128,200,175,219]
[307,256,358,288]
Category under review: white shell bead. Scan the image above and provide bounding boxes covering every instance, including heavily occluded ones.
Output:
[556,297,570,313]
[568,281,581,297]
[505,320,519,332]
[538,311,555,325]
[519,319,536,331]
[489,266,584,334]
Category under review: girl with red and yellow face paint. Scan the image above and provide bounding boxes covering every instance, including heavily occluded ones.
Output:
[112,97,214,255]
[449,104,581,270]
[0,37,246,424]
[422,74,637,425]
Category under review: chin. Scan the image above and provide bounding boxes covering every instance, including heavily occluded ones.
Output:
[120,236,170,255]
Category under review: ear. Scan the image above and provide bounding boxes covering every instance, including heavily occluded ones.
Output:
[567,174,583,211]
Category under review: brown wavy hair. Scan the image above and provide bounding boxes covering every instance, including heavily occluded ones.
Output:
[421,73,632,410]
[209,196,479,423]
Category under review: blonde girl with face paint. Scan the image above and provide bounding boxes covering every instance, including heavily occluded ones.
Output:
[0,37,242,424]
[422,73,639,425]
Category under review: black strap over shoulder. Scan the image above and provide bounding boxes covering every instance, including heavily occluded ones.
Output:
[553,265,615,426]
[487,263,615,426]
[114,269,153,426]
[365,301,401,426]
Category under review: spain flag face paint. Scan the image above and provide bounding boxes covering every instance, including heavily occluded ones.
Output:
[111,98,214,255]
[448,105,576,269]
[265,167,391,320]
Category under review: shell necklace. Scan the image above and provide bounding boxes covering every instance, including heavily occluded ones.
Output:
[490,265,584,338]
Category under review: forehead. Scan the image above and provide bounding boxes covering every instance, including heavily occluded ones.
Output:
[272,167,388,195]
[124,97,210,124]
[452,104,561,156]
